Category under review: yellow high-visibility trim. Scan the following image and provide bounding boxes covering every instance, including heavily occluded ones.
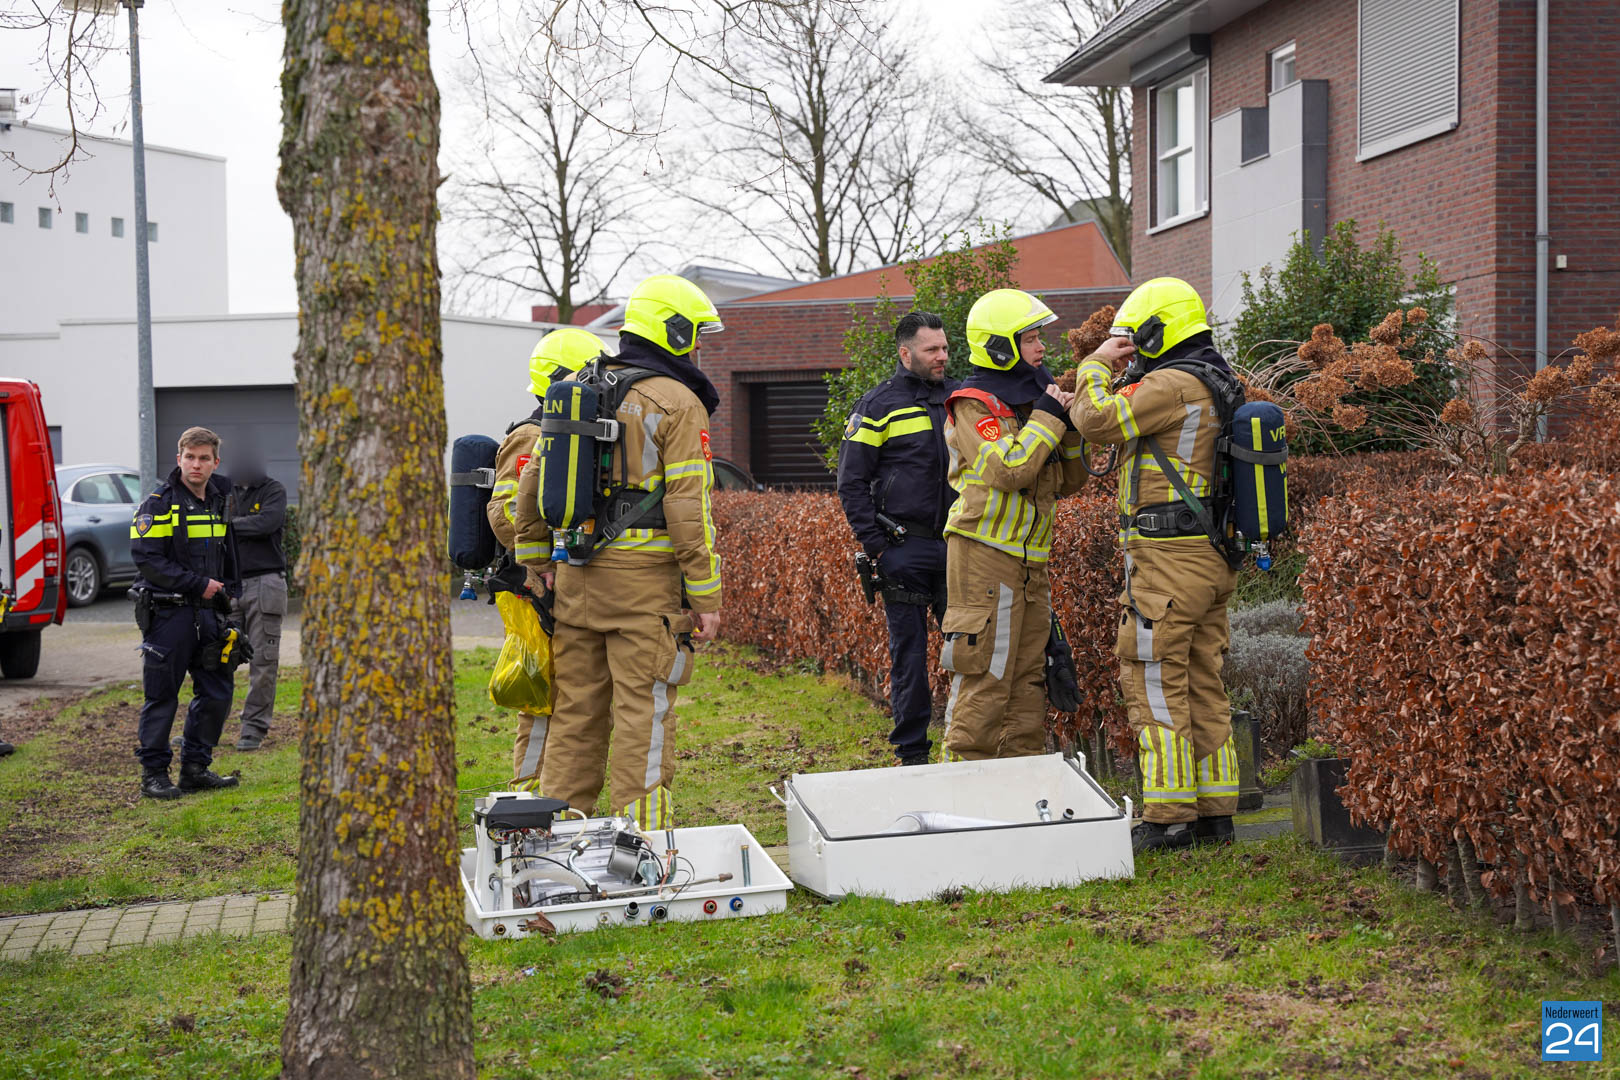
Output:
[492,480,517,496]
[1251,414,1270,540]
[684,572,721,596]
[515,541,548,561]
[133,523,175,538]
[863,406,926,428]
[846,427,884,447]
[1079,358,1139,441]
[882,416,932,439]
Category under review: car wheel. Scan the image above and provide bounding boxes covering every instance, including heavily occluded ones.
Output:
[0,630,42,679]
[64,547,102,607]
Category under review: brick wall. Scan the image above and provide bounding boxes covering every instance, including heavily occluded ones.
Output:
[700,287,1128,464]
[1128,0,1619,382]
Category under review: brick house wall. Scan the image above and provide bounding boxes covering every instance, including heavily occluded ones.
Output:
[700,287,1128,468]
[1128,0,1619,379]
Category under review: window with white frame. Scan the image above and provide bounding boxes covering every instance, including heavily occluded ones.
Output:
[1153,66,1208,229]
[1270,41,1297,91]
[1359,0,1459,160]
[147,221,158,242]
[37,207,51,229]
[75,212,88,234]
[111,217,124,237]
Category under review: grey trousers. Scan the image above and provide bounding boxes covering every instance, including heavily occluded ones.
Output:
[236,572,287,736]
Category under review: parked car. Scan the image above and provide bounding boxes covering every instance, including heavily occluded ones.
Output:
[1,378,67,678]
[711,456,764,492]
[56,463,143,607]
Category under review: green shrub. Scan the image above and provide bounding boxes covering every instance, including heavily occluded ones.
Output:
[1224,220,1457,454]
[813,227,1021,466]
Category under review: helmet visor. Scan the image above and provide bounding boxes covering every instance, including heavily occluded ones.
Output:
[1021,312,1059,335]
[698,318,725,335]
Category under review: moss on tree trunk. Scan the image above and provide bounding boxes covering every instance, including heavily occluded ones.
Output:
[276,2,472,1076]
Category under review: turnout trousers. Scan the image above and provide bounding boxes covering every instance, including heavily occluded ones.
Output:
[878,537,945,762]
[235,571,286,739]
[137,605,234,772]
[538,558,695,828]
[1117,539,1240,824]
[940,536,1050,761]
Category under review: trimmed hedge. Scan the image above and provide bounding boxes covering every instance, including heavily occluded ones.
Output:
[1303,465,1620,906]
[711,489,1131,752]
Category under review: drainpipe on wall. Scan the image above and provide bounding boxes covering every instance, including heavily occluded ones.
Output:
[1534,0,1549,439]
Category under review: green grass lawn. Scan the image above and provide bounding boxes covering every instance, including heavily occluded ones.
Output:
[1,646,1615,1078]
[0,645,894,915]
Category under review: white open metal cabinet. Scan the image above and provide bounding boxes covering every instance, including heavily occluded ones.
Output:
[783,753,1134,902]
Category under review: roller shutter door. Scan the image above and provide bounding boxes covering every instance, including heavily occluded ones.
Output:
[748,379,834,489]
[154,386,301,503]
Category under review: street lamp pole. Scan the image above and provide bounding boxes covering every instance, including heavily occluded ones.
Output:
[125,0,156,494]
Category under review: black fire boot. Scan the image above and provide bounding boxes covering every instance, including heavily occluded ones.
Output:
[178,762,241,792]
[140,769,183,800]
[0,738,14,758]
[1194,815,1235,846]
[1131,819,1195,854]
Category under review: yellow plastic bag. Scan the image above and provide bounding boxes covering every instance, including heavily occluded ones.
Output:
[488,591,554,712]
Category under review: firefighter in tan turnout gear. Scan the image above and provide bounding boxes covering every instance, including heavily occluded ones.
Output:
[940,289,1088,761]
[1069,278,1242,853]
[512,275,723,829]
[488,327,604,787]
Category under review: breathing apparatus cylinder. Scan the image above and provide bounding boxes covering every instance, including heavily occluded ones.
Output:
[539,379,602,531]
[449,434,500,571]
[1229,401,1289,544]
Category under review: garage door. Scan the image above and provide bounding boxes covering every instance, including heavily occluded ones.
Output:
[747,379,834,489]
[155,386,301,504]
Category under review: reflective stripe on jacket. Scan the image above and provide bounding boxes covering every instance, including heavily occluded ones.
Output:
[1070,356,1223,545]
[942,389,1087,563]
[513,368,722,611]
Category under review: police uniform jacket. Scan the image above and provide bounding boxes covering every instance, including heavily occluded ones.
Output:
[836,364,961,556]
[130,469,241,599]
[1070,342,1226,547]
[942,392,1087,565]
[512,364,722,613]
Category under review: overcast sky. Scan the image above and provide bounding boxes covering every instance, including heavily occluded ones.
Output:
[1,0,1004,319]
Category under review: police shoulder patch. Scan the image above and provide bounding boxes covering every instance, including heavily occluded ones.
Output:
[844,411,862,438]
[135,514,154,536]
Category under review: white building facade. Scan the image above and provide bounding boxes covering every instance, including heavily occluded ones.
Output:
[0,122,606,501]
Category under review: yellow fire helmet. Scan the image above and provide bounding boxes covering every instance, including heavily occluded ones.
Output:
[1110,277,1210,359]
[528,327,608,395]
[620,274,724,357]
[965,289,1058,370]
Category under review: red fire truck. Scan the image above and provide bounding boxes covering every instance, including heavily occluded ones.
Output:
[0,378,67,678]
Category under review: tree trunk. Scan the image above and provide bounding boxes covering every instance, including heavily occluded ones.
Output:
[1456,835,1488,910]
[1445,844,1466,907]
[277,3,472,1077]
[1550,874,1570,934]
[1513,856,1535,931]
[1415,857,1438,893]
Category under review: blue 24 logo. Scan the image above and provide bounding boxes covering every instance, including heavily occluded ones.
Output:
[1542,1001,1602,1062]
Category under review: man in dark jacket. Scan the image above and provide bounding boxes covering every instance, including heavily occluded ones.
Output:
[836,311,960,766]
[130,427,244,799]
[228,448,288,751]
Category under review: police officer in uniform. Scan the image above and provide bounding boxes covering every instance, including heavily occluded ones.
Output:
[836,311,959,766]
[488,326,604,787]
[512,275,724,829]
[939,290,1087,761]
[1069,278,1242,852]
[130,427,244,800]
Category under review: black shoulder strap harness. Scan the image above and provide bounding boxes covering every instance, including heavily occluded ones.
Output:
[1131,358,1248,569]
[538,359,668,560]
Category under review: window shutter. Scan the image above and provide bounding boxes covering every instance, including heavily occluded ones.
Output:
[1358,0,1460,161]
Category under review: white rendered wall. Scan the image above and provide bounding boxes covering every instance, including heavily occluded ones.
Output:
[0,313,608,477]
[0,123,228,334]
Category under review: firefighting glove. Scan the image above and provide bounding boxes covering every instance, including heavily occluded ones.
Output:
[1044,615,1082,713]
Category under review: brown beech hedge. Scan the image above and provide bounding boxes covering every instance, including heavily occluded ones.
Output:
[1303,465,1620,906]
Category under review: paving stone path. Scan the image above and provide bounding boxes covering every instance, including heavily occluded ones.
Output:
[0,893,292,961]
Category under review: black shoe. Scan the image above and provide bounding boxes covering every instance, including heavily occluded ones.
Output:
[1131,820,1195,854]
[141,769,183,800]
[897,752,930,767]
[0,739,14,758]
[178,763,240,792]
[1194,815,1235,846]
[235,734,263,751]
